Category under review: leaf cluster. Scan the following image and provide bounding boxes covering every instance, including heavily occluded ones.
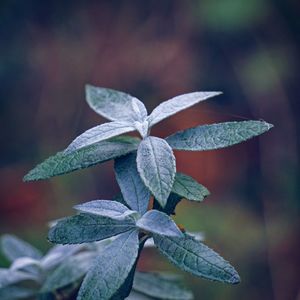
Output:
[23,85,273,299]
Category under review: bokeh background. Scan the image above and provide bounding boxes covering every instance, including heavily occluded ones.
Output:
[0,1,299,299]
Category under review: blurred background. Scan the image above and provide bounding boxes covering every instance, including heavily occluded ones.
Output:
[0,0,299,299]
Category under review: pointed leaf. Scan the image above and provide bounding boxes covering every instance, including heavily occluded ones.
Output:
[23,136,140,181]
[137,136,176,207]
[65,121,136,153]
[78,230,139,300]
[48,213,136,244]
[136,210,183,237]
[153,233,240,284]
[0,235,42,262]
[147,92,222,127]
[166,121,273,151]
[133,272,194,300]
[0,269,38,288]
[115,153,150,214]
[172,173,210,201]
[74,200,138,221]
[40,252,95,295]
[86,85,147,122]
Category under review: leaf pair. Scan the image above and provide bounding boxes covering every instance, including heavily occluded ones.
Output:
[48,200,183,245]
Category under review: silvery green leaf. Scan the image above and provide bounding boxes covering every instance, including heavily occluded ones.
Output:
[40,252,95,296]
[153,233,240,284]
[166,121,273,151]
[133,272,194,300]
[86,85,147,122]
[172,173,210,201]
[65,121,136,153]
[147,92,222,127]
[48,213,136,244]
[41,244,87,270]
[136,210,183,238]
[74,200,139,221]
[113,193,131,208]
[0,286,37,300]
[137,136,176,207]
[0,269,38,288]
[77,230,139,300]
[10,257,41,276]
[23,136,140,181]
[0,235,42,262]
[115,153,150,214]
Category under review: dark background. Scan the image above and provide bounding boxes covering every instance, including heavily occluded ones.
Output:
[0,1,299,299]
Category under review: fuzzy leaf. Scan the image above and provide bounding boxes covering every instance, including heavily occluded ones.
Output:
[40,252,95,295]
[86,85,147,122]
[0,235,42,262]
[65,121,136,153]
[137,136,176,207]
[115,153,150,214]
[77,230,139,300]
[0,286,36,300]
[136,210,183,237]
[48,214,136,245]
[74,200,138,221]
[153,233,240,284]
[0,269,38,288]
[23,136,139,181]
[147,92,222,127]
[166,121,273,151]
[172,173,210,201]
[133,272,194,300]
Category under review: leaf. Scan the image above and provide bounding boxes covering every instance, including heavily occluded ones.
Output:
[0,269,38,288]
[74,200,138,221]
[86,85,147,122]
[65,121,136,153]
[147,92,222,127]
[133,272,194,300]
[153,233,240,284]
[77,230,139,300]
[137,136,176,207]
[0,286,37,300]
[136,210,183,238]
[0,235,42,262]
[23,136,140,181]
[166,121,273,151]
[40,252,95,295]
[115,153,150,214]
[126,291,152,300]
[172,173,210,201]
[48,213,136,245]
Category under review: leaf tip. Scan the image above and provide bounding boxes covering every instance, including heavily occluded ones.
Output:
[229,272,241,284]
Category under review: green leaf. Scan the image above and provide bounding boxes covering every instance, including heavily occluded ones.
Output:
[166,121,273,151]
[86,85,147,122]
[115,153,150,214]
[147,92,222,127]
[23,136,140,181]
[40,252,95,295]
[0,235,42,262]
[136,210,183,238]
[48,213,136,245]
[137,136,176,207]
[74,200,138,221]
[133,272,194,300]
[0,286,37,300]
[77,230,139,300]
[172,173,210,202]
[0,269,38,288]
[153,233,240,284]
[65,121,136,153]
